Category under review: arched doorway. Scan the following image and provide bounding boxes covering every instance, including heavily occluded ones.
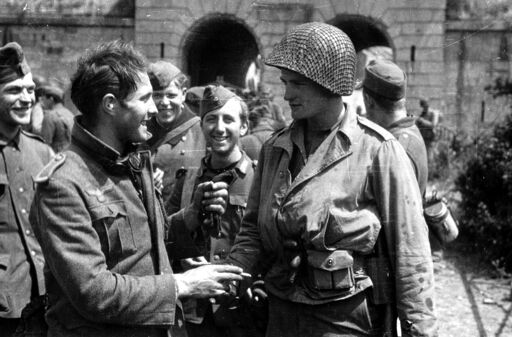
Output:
[328,15,394,116]
[182,14,260,90]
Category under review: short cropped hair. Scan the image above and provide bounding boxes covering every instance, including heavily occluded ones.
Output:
[70,40,147,122]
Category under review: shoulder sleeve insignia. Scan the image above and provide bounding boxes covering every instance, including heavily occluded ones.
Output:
[33,153,66,184]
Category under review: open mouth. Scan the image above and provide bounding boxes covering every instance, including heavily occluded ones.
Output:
[12,107,31,116]
[211,135,229,144]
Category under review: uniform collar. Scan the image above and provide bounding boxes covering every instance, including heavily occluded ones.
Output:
[72,116,138,173]
[387,114,415,132]
[197,150,252,178]
[0,127,21,149]
[273,104,355,156]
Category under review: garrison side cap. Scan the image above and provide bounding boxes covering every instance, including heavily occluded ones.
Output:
[185,86,206,115]
[0,42,31,85]
[147,60,182,91]
[363,59,406,100]
[199,84,237,119]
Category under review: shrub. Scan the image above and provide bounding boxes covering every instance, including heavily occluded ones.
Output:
[456,112,512,271]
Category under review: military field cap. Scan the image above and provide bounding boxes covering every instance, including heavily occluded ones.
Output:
[265,22,356,96]
[199,85,237,119]
[363,59,406,100]
[40,85,64,101]
[185,86,205,115]
[0,42,31,85]
[147,60,182,91]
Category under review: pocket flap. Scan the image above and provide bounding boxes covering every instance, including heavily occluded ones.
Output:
[307,250,353,271]
[89,201,127,221]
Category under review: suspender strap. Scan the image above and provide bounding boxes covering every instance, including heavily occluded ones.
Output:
[149,116,201,151]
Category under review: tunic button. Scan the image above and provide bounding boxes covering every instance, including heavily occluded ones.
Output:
[25,229,31,235]
[279,171,285,178]
[31,250,36,256]
[181,136,187,141]
[21,209,27,214]
[213,255,220,261]
[326,258,333,267]
[19,187,24,193]
[180,150,185,155]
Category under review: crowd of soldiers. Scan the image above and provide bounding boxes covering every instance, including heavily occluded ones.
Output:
[1,22,438,337]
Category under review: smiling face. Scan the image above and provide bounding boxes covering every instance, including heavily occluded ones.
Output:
[152,79,186,127]
[0,72,35,131]
[114,71,157,146]
[201,98,248,163]
[280,68,333,122]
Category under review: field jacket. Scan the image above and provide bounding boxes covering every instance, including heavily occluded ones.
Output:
[227,111,437,337]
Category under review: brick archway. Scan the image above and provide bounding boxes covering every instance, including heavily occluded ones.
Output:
[327,14,394,53]
[182,13,260,88]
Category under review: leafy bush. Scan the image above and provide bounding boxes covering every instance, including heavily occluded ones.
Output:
[456,113,512,271]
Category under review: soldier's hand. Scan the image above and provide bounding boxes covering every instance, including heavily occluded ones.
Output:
[200,181,228,215]
[245,279,268,307]
[184,181,228,230]
[174,264,243,299]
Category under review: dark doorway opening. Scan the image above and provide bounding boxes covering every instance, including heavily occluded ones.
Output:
[328,14,393,53]
[183,14,260,89]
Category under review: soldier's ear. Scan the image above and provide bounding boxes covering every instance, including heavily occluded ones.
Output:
[102,94,119,116]
[362,91,375,109]
[240,119,249,137]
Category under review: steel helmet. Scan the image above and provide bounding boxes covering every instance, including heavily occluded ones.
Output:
[265,22,356,96]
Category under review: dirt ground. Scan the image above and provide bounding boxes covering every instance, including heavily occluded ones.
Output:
[434,244,512,337]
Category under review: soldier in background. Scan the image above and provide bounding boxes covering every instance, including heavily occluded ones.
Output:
[144,61,206,215]
[416,98,441,167]
[37,84,74,152]
[362,59,428,196]
[173,85,262,337]
[0,42,53,337]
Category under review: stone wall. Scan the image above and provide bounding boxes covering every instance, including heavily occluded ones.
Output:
[135,0,447,120]
[444,20,512,135]
[1,1,465,130]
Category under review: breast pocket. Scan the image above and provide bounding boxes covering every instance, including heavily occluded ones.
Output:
[89,201,137,264]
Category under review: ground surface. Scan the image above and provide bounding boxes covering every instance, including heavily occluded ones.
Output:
[434,245,512,337]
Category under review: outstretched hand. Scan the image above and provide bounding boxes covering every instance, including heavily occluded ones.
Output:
[174,264,243,299]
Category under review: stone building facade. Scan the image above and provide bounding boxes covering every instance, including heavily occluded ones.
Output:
[1,0,510,134]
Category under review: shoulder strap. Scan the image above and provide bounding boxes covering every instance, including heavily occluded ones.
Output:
[396,128,424,144]
[150,116,201,151]
[33,153,66,184]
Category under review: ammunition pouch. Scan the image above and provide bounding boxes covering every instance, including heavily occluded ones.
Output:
[306,250,355,291]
